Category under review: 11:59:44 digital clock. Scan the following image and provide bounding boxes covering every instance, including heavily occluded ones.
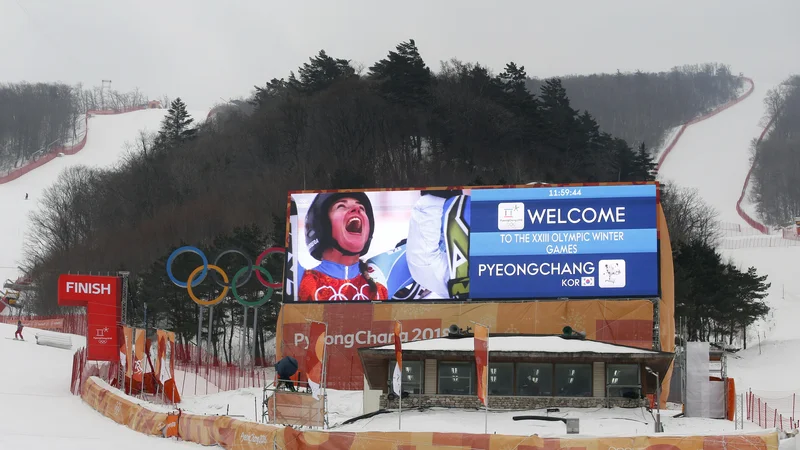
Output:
[548,188,582,197]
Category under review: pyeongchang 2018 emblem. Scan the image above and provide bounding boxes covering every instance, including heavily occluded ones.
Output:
[93,326,111,345]
[497,202,525,230]
[599,259,626,288]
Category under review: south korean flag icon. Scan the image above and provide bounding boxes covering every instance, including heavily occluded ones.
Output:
[581,276,595,287]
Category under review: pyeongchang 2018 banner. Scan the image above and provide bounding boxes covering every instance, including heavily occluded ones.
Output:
[469,184,659,299]
[285,183,659,302]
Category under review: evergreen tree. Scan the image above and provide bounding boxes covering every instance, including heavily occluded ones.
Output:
[494,63,540,118]
[728,265,770,348]
[251,78,292,107]
[368,39,433,106]
[673,239,770,344]
[289,50,356,94]
[157,98,196,147]
[634,142,658,181]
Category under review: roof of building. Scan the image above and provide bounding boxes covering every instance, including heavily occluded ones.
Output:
[369,335,659,355]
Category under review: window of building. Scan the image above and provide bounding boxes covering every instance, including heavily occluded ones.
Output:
[438,362,474,395]
[386,360,423,394]
[516,363,553,396]
[554,363,592,397]
[488,362,514,396]
[606,364,641,398]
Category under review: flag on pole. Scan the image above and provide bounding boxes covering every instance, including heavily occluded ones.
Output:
[392,321,403,396]
[474,323,489,407]
[306,321,327,400]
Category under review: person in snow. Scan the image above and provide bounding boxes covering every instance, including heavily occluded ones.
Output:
[25,193,28,200]
[275,356,299,392]
[15,320,23,340]
[405,190,471,299]
[299,193,388,301]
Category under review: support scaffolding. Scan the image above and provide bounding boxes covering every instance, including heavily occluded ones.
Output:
[261,379,328,429]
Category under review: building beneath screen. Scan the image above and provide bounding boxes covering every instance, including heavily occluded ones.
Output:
[358,332,674,410]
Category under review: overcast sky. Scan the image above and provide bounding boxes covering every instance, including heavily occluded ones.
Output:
[3,0,799,111]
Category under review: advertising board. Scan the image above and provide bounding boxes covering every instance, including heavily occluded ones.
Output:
[284,183,659,302]
[277,299,657,390]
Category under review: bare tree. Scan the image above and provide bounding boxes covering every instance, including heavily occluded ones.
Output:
[659,183,722,247]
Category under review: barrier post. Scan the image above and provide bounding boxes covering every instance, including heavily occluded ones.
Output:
[240,306,248,371]
[196,306,203,396]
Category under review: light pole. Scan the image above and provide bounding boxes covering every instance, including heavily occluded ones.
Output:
[646,366,662,432]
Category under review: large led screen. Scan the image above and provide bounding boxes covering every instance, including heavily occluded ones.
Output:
[283,183,659,302]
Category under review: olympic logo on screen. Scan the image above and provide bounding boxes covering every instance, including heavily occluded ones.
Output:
[166,245,285,307]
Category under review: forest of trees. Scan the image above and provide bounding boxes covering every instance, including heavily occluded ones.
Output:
[749,75,800,226]
[18,40,769,360]
[0,82,150,172]
[660,184,770,346]
[527,64,745,150]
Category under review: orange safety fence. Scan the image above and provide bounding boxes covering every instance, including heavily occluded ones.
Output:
[81,375,780,450]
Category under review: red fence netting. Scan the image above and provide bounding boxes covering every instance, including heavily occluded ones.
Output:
[747,390,799,430]
[0,313,87,336]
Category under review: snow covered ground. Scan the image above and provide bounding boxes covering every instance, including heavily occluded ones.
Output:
[133,380,768,438]
[657,77,800,405]
[331,404,764,436]
[1,76,797,445]
[0,323,202,449]
[0,109,210,448]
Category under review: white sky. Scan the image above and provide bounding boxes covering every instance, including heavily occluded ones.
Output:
[2,0,799,111]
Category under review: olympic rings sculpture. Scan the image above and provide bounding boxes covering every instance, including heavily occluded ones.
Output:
[166,245,285,308]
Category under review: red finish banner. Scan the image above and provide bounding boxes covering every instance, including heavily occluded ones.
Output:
[474,324,489,407]
[57,274,121,361]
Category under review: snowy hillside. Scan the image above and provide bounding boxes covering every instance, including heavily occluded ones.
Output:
[0,109,206,296]
[657,78,800,398]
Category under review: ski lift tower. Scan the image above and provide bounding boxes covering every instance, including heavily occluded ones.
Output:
[101,80,112,110]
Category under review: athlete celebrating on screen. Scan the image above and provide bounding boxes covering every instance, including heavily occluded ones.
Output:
[299,193,389,301]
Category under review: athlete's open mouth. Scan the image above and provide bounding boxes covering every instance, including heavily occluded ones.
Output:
[345,217,363,234]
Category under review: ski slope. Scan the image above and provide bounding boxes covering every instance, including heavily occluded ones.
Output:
[0,109,210,448]
[657,78,800,395]
[0,109,206,298]
[658,80,771,227]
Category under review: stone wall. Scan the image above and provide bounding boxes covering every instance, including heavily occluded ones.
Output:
[380,394,644,410]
